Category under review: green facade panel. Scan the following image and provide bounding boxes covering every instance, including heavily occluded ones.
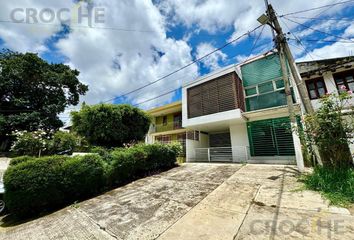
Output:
[247,117,295,157]
[241,54,282,87]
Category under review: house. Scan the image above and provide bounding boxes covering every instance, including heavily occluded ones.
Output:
[182,51,302,164]
[296,56,354,109]
[145,101,189,161]
[145,53,354,165]
[297,56,354,156]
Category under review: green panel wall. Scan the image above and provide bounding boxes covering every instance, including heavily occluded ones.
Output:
[247,117,295,156]
[241,54,282,87]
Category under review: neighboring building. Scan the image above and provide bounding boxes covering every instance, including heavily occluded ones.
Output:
[145,53,354,165]
[297,56,354,156]
[145,101,187,159]
[296,56,354,109]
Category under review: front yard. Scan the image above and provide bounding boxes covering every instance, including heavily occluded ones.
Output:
[1,163,353,240]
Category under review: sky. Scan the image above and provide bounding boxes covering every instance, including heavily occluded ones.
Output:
[0,0,354,124]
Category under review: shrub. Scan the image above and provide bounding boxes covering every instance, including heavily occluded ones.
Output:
[9,155,33,166]
[4,156,68,216]
[62,154,106,201]
[49,131,78,155]
[143,143,182,171]
[4,143,180,217]
[108,146,147,185]
[71,104,151,147]
[302,167,354,206]
[108,143,181,186]
[10,130,50,157]
[3,154,106,216]
[303,90,354,169]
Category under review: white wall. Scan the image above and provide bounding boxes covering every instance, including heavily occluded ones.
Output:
[186,132,209,162]
[310,71,354,110]
[230,123,249,162]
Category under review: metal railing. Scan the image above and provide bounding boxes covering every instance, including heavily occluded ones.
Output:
[194,146,249,163]
[154,121,183,132]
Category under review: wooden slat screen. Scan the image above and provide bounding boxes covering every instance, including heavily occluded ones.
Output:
[187,72,244,118]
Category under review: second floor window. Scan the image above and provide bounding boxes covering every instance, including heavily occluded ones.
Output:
[305,78,327,100]
[334,70,354,92]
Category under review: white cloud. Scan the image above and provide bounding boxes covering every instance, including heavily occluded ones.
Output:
[0,0,199,123]
[296,22,354,62]
[196,42,227,71]
[156,0,344,40]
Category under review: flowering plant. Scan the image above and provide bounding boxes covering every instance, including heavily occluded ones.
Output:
[10,129,51,157]
[303,87,354,169]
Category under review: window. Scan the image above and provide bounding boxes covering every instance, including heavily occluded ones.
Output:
[305,78,327,100]
[245,87,257,96]
[334,70,354,92]
[244,77,290,111]
[162,116,167,126]
[274,79,285,89]
[258,82,274,94]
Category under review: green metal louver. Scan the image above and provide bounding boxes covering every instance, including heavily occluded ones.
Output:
[247,117,295,156]
[241,54,282,87]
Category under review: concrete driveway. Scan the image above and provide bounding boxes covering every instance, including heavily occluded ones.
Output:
[1,163,353,240]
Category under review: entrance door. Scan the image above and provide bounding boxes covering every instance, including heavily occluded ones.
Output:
[209,132,232,161]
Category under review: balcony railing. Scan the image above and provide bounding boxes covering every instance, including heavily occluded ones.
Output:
[154,120,183,132]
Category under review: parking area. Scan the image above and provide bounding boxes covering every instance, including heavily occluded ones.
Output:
[0,163,353,240]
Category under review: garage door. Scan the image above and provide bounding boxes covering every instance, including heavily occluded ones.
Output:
[247,117,295,156]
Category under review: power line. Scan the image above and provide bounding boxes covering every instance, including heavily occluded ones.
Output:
[289,38,354,43]
[132,50,275,107]
[244,25,266,62]
[0,19,155,33]
[279,17,316,60]
[100,24,263,104]
[287,16,353,22]
[282,16,354,43]
[279,0,354,17]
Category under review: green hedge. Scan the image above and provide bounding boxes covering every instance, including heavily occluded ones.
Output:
[9,155,33,166]
[4,143,181,217]
[4,154,105,216]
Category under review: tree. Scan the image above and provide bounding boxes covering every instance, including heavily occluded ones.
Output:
[304,88,354,169]
[0,50,88,149]
[71,104,151,147]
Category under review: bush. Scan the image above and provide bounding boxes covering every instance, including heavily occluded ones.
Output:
[49,131,78,155]
[62,154,106,201]
[4,156,69,216]
[4,143,180,217]
[108,143,181,186]
[9,155,33,166]
[302,167,354,206]
[3,154,106,216]
[108,146,148,185]
[303,90,353,168]
[10,130,86,157]
[10,130,49,157]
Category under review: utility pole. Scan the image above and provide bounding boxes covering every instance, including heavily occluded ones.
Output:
[261,4,309,171]
[266,4,315,115]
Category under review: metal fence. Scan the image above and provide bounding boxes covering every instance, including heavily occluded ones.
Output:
[194,146,249,163]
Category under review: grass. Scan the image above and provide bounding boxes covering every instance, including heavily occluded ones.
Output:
[301,167,354,207]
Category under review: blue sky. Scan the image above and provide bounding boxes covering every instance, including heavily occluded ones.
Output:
[0,0,353,123]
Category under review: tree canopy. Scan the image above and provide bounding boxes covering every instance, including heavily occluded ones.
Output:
[0,50,88,148]
[71,104,151,147]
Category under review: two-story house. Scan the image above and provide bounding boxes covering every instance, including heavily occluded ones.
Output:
[145,53,354,166]
[145,101,199,161]
[182,52,301,164]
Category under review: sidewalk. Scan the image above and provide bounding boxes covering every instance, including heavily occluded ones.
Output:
[157,165,354,240]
